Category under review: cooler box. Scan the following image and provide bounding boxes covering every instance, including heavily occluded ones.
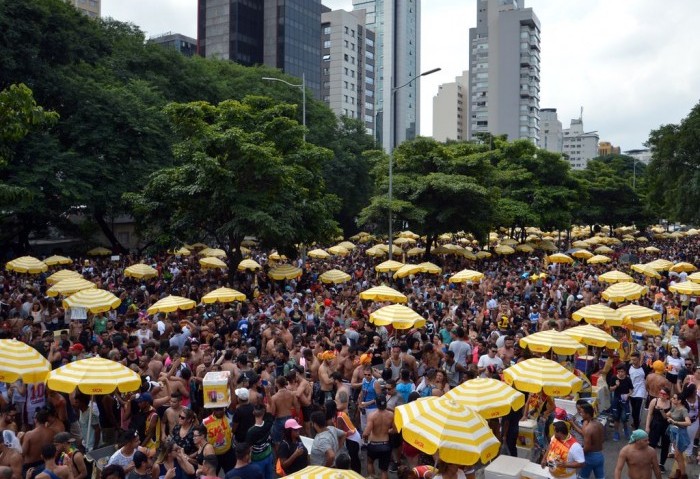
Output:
[517,446,532,460]
[575,355,596,373]
[520,461,550,479]
[484,456,531,479]
[203,371,231,408]
[554,398,578,416]
[517,419,537,448]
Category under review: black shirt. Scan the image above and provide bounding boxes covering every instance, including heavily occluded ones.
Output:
[232,403,255,444]
[277,439,309,474]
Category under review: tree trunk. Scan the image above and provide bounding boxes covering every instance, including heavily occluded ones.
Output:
[93,212,125,253]
[227,234,243,271]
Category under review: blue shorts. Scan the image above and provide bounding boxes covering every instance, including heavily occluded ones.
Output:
[272,416,291,443]
[579,451,605,479]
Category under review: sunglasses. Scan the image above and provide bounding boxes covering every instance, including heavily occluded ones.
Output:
[179,415,187,419]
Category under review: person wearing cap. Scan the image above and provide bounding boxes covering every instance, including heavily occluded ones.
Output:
[134,392,160,454]
[276,418,308,475]
[614,429,662,479]
[54,432,87,479]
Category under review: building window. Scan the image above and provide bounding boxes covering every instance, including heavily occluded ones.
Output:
[366,38,374,47]
[324,40,331,48]
[344,26,349,34]
[324,26,331,34]
[323,54,330,61]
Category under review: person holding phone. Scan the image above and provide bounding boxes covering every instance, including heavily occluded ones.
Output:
[276,419,308,475]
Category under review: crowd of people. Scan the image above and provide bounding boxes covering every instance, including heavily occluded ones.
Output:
[0,231,698,479]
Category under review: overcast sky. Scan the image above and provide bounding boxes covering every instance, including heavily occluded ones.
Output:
[102,0,700,150]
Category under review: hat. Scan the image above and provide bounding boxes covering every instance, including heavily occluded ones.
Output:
[688,320,696,327]
[136,392,153,404]
[350,321,359,328]
[629,429,648,444]
[69,343,84,353]
[652,360,666,373]
[284,418,303,430]
[53,432,75,444]
[235,388,249,401]
[324,298,332,307]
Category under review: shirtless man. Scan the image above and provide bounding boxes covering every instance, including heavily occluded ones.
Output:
[578,403,605,479]
[614,429,662,479]
[289,370,312,435]
[161,392,185,439]
[362,396,394,479]
[21,409,55,476]
[144,348,163,379]
[33,444,72,479]
[303,349,320,383]
[339,347,358,382]
[0,431,23,479]
[278,321,293,350]
[54,432,87,479]
[646,361,672,407]
[498,336,516,366]
[318,353,336,405]
[269,377,298,448]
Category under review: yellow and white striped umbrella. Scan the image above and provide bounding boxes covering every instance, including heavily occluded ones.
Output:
[669,281,700,295]
[369,304,426,329]
[418,262,442,275]
[598,270,634,284]
[268,264,302,280]
[449,269,484,283]
[516,243,535,253]
[188,242,209,250]
[602,283,648,302]
[475,251,492,260]
[394,397,501,466]
[0,339,51,383]
[47,278,97,297]
[282,466,364,479]
[631,263,662,279]
[571,304,623,326]
[327,245,350,256]
[46,357,141,395]
[406,247,426,257]
[548,253,574,264]
[623,319,661,335]
[46,269,83,285]
[443,378,525,419]
[572,240,590,248]
[570,249,593,259]
[124,263,158,279]
[238,259,262,271]
[319,269,351,284]
[617,304,661,323]
[201,287,246,304]
[500,238,518,246]
[375,260,404,273]
[87,247,111,256]
[562,325,620,349]
[147,295,196,315]
[198,247,226,258]
[6,256,48,274]
[689,272,700,284]
[173,247,191,256]
[503,358,583,396]
[63,289,121,313]
[594,246,614,254]
[393,237,415,246]
[393,264,423,279]
[519,330,586,355]
[43,255,72,266]
[359,286,407,303]
[199,257,228,270]
[646,259,673,271]
[399,230,420,239]
[268,251,288,261]
[338,241,356,250]
[671,262,697,273]
[494,245,515,255]
[307,248,330,259]
[587,254,611,264]
[365,246,387,257]
[644,246,661,254]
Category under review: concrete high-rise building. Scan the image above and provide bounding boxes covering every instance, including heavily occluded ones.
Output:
[432,70,469,142]
[467,0,541,145]
[321,8,376,135]
[197,0,322,97]
[540,108,562,153]
[598,141,621,156]
[149,33,198,57]
[562,118,599,170]
[352,0,421,151]
[68,0,100,18]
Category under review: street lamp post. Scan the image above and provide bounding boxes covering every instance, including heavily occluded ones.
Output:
[262,73,306,141]
[387,67,441,259]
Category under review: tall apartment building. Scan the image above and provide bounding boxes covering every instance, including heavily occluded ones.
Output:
[321,8,376,135]
[540,108,562,153]
[68,0,100,17]
[432,71,469,142]
[197,0,322,97]
[149,33,198,57]
[352,0,421,151]
[467,0,541,145]
[598,141,621,156]
[562,118,599,170]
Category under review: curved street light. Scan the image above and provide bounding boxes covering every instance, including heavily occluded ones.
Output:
[262,74,306,141]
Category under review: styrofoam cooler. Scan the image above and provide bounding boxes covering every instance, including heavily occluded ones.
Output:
[520,461,550,479]
[203,371,231,408]
[517,446,532,460]
[484,456,531,479]
[517,419,537,449]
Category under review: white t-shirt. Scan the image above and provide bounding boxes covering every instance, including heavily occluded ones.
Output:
[629,365,647,398]
[477,354,504,377]
[449,340,472,366]
[545,441,585,479]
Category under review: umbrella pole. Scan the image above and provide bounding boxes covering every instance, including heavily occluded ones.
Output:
[86,394,94,452]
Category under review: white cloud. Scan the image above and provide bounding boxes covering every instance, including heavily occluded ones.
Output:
[102,0,700,150]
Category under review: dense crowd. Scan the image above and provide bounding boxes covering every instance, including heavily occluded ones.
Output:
[0,232,699,479]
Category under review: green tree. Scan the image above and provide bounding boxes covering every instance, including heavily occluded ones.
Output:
[125,96,340,265]
[646,101,700,223]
